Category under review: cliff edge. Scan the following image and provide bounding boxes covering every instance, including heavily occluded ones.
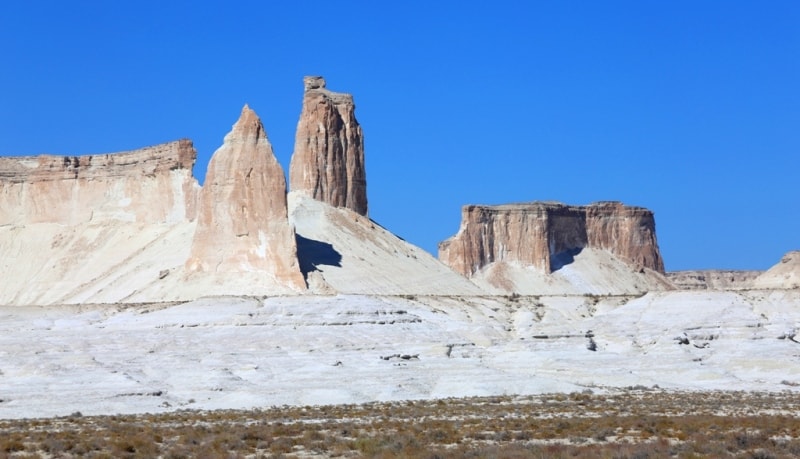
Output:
[0,140,199,225]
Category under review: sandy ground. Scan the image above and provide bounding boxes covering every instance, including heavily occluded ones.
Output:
[1,290,799,420]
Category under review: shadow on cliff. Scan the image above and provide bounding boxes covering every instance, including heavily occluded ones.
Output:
[296,234,343,280]
[550,247,583,272]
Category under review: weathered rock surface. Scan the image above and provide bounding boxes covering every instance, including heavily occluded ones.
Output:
[439,201,665,277]
[0,140,199,225]
[753,251,800,289]
[186,105,305,289]
[289,76,367,216]
[667,270,761,290]
[585,201,665,272]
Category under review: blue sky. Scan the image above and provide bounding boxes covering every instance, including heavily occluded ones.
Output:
[1,1,797,271]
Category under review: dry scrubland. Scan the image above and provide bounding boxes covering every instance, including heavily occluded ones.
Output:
[3,391,800,458]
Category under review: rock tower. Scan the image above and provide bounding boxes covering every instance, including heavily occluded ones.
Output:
[289,76,367,216]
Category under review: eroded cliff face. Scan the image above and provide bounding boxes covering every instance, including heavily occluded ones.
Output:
[585,201,664,272]
[0,140,199,225]
[186,105,305,288]
[438,201,665,276]
[289,76,367,216]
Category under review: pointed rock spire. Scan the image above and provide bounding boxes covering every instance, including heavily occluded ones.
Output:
[186,105,305,289]
[289,76,368,216]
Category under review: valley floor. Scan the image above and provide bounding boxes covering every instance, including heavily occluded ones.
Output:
[1,291,799,420]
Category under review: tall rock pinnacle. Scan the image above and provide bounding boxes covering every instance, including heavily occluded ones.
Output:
[289,76,367,216]
[186,105,305,288]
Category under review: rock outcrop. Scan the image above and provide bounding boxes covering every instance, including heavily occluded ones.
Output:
[439,201,665,276]
[289,76,367,216]
[186,105,305,289]
[0,140,199,225]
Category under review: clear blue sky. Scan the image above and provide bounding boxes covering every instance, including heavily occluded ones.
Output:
[1,1,797,271]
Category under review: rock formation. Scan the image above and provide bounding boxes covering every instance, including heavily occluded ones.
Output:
[186,105,305,289]
[289,76,367,216]
[0,140,199,225]
[439,201,665,276]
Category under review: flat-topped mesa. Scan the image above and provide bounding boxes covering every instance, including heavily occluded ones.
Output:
[289,76,367,216]
[0,140,199,225]
[186,105,305,288]
[438,201,665,276]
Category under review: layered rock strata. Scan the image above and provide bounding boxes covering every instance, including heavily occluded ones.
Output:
[289,76,367,216]
[439,201,664,276]
[0,140,199,225]
[666,270,761,290]
[186,105,305,289]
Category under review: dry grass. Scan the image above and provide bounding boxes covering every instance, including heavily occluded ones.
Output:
[2,390,800,458]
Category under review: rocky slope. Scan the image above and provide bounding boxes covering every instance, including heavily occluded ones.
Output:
[289,76,367,216]
[289,192,483,295]
[753,251,800,289]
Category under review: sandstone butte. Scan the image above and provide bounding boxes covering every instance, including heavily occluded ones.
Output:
[186,105,305,289]
[289,76,368,216]
[438,201,665,276]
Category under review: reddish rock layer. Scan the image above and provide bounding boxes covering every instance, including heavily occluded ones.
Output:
[439,201,665,275]
[289,76,367,216]
[0,140,198,225]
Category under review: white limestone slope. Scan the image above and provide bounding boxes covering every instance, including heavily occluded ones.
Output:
[469,248,674,295]
[753,251,800,289]
[1,290,799,419]
[0,191,483,305]
[0,220,301,305]
[0,222,196,305]
[289,192,484,295]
